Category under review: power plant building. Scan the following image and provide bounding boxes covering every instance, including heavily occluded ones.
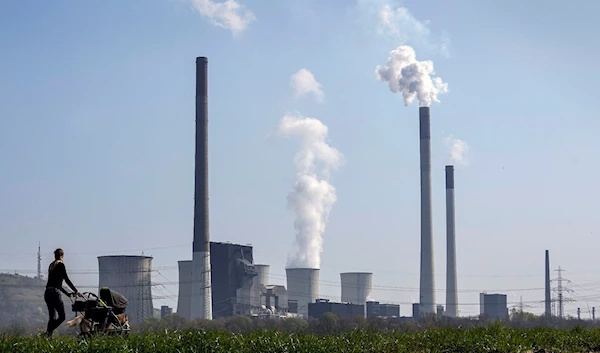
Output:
[97,255,153,325]
[161,305,173,318]
[412,303,420,318]
[308,299,364,319]
[479,293,508,320]
[366,301,400,318]
[286,268,319,318]
[210,241,257,318]
[340,272,373,317]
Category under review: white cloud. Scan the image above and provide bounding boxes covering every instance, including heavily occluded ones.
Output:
[191,0,255,35]
[444,135,469,165]
[290,69,325,103]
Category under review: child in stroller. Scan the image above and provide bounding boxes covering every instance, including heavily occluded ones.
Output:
[67,287,130,336]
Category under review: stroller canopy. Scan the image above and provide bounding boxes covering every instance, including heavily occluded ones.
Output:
[99,287,128,310]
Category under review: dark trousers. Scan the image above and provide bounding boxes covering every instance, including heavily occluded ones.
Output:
[44,288,65,334]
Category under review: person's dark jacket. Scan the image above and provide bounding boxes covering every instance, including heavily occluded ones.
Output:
[46,261,77,295]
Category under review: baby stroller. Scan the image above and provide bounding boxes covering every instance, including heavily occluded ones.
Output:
[70,288,130,336]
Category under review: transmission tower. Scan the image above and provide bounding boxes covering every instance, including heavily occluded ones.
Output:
[552,266,574,318]
[137,270,151,322]
[36,242,42,280]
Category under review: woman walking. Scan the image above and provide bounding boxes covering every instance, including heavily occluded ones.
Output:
[44,248,81,336]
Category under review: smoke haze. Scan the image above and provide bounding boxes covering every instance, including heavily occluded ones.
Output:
[375,45,448,107]
[445,135,469,165]
[278,114,343,269]
[191,0,256,35]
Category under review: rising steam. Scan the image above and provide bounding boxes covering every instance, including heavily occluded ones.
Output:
[445,135,469,165]
[375,45,448,107]
[278,114,343,269]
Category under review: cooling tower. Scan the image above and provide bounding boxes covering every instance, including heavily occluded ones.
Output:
[254,264,270,287]
[97,255,153,325]
[191,56,213,320]
[445,165,458,318]
[286,268,319,318]
[177,260,192,320]
[419,106,435,314]
[545,250,551,316]
[340,272,373,317]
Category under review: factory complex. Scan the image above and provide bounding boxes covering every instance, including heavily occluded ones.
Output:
[86,56,557,325]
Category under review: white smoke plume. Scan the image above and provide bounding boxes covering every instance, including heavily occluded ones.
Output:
[375,45,448,107]
[278,114,343,269]
[444,135,469,165]
[290,69,325,103]
[191,0,255,35]
[378,5,428,43]
[377,4,450,57]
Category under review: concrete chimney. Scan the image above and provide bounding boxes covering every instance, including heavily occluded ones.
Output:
[445,165,458,317]
[545,250,551,317]
[419,106,435,314]
[190,57,213,320]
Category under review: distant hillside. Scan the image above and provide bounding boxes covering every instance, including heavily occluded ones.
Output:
[0,273,48,325]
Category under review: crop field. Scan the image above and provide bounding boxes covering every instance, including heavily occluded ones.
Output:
[4,325,600,353]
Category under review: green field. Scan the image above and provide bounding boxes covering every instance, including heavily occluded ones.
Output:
[3,325,600,353]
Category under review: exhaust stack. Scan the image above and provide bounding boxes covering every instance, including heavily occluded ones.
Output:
[419,106,435,314]
[545,250,551,316]
[190,57,213,320]
[445,165,458,317]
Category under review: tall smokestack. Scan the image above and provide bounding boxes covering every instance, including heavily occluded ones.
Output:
[419,106,435,314]
[190,56,213,320]
[445,165,457,317]
[545,250,551,317]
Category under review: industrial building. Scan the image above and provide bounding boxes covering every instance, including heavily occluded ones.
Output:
[250,264,289,317]
[161,305,173,318]
[340,272,373,317]
[97,255,153,325]
[286,268,319,318]
[308,299,364,319]
[252,264,269,307]
[209,241,257,318]
[480,293,508,320]
[366,301,400,318]
[179,242,293,319]
[262,285,288,312]
[412,303,420,318]
[436,305,444,318]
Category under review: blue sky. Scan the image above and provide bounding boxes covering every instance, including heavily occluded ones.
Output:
[1,0,600,317]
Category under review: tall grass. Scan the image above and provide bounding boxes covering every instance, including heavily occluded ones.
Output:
[4,324,600,353]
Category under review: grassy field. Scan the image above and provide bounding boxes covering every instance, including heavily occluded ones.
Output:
[3,325,600,353]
